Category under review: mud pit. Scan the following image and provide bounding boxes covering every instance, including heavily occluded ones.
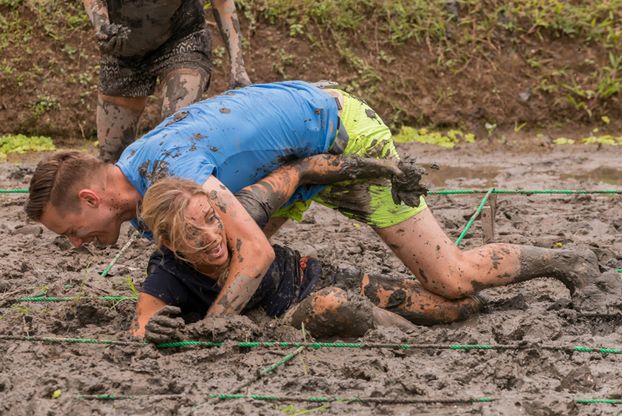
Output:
[1,141,621,415]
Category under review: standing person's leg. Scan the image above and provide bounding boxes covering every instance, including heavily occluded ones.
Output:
[97,94,146,162]
[154,28,213,118]
[159,67,210,118]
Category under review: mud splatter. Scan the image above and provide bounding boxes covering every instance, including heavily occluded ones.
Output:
[165,111,189,126]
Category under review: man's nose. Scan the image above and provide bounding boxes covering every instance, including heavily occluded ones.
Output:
[67,236,84,248]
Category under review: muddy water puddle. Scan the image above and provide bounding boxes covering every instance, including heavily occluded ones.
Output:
[560,166,622,185]
[425,164,500,187]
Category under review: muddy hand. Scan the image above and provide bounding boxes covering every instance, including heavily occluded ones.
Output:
[97,23,131,56]
[296,154,403,185]
[144,305,185,344]
[391,159,428,207]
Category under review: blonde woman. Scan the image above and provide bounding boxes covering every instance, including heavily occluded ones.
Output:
[134,176,487,342]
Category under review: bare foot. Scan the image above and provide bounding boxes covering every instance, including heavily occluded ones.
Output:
[371,306,417,332]
[552,249,600,295]
[573,270,622,313]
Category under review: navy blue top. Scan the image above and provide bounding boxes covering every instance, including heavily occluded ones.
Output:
[143,245,321,320]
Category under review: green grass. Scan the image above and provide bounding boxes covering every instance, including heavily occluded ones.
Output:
[0,134,55,160]
[394,127,475,148]
[236,0,622,120]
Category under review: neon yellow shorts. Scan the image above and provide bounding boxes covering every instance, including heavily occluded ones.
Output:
[274,90,427,228]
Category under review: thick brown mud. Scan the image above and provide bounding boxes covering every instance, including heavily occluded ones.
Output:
[0,141,621,415]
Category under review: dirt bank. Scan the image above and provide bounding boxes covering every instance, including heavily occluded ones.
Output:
[2,1,622,141]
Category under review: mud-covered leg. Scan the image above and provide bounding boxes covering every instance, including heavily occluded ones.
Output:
[160,67,209,118]
[97,94,146,162]
[284,287,415,338]
[360,274,483,325]
[375,208,599,299]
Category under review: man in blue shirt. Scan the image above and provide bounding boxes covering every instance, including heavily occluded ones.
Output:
[26,81,603,324]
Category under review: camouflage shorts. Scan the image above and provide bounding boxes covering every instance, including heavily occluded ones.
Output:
[99,28,212,97]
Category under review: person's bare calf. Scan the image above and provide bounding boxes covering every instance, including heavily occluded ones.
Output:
[97,94,146,162]
[360,274,483,325]
[375,208,600,300]
[160,67,209,118]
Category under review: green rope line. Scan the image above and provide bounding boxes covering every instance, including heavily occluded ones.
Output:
[0,334,146,346]
[157,341,622,355]
[14,296,137,302]
[429,189,622,195]
[576,398,622,404]
[79,392,494,404]
[2,188,620,195]
[617,268,622,273]
[455,187,494,246]
[3,335,622,355]
[229,346,305,394]
[100,232,137,277]
[72,394,622,405]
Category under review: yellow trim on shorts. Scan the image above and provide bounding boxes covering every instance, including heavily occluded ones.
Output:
[273,90,426,228]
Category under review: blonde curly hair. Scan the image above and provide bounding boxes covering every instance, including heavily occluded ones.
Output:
[140,177,215,254]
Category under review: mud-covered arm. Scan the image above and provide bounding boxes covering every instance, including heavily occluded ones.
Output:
[202,175,275,316]
[83,0,109,31]
[296,154,429,208]
[210,0,251,88]
[234,154,421,228]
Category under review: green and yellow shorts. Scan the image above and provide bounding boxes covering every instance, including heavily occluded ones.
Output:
[274,90,427,229]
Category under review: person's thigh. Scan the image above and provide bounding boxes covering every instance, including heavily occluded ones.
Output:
[277,90,426,226]
[159,67,210,118]
[97,94,147,162]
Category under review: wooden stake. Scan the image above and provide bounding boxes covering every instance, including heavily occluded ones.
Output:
[481,194,497,243]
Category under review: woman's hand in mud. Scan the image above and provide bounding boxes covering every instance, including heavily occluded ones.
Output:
[390,160,429,207]
[96,23,131,56]
[144,305,185,344]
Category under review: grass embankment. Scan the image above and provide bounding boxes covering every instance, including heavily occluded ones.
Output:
[1,0,621,144]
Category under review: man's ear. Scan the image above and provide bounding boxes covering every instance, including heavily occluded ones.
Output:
[77,189,101,208]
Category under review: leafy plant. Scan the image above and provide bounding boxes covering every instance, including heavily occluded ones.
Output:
[0,134,55,160]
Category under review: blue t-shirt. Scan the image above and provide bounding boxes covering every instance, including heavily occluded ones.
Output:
[116,81,339,234]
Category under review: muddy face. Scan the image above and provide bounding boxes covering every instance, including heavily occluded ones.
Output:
[39,200,123,248]
[170,195,229,273]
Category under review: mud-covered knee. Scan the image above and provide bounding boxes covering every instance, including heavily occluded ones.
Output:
[431,280,473,300]
[160,68,209,118]
[288,288,375,338]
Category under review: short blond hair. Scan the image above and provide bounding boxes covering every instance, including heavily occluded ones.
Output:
[140,177,212,252]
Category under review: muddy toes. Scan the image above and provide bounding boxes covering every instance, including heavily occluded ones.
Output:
[573,270,622,313]
[558,249,600,295]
